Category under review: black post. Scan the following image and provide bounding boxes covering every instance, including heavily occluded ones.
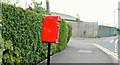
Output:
[47,42,51,65]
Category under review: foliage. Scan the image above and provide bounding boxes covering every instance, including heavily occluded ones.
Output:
[2,3,45,64]
[58,19,68,51]
[67,23,72,43]
[2,3,70,64]
[0,39,17,64]
[117,28,120,35]
[117,31,120,35]
[0,39,2,65]
[83,31,86,37]
[50,19,70,55]
[2,0,19,4]
[0,39,20,64]
[117,28,120,31]
[76,14,80,22]
[30,0,48,14]
[0,3,1,16]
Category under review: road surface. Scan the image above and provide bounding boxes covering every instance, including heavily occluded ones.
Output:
[39,36,119,65]
[70,36,118,53]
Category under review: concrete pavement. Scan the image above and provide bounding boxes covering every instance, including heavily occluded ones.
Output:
[50,42,113,63]
[39,39,119,65]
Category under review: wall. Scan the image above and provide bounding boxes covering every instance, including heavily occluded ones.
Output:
[68,22,98,38]
[69,22,117,38]
[98,25,117,37]
[69,22,78,36]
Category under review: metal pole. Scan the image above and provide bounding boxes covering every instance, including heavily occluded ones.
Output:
[114,10,115,35]
[47,42,51,65]
[77,22,79,36]
[25,0,27,9]
[118,2,120,65]
[46,0,50,14]
[14,0,16,4]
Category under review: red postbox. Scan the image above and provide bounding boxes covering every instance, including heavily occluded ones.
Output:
[41,16,61,43]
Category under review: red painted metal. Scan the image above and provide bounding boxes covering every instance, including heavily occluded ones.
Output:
[41,16,61,43]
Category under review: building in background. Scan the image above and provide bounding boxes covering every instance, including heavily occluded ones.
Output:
[51,12,76,22]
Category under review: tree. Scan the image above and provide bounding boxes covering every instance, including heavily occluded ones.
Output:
[76,14,80,22]
[2,0,19,5]
[1,0,20,16]
[0,3,1,16]
[30,0,48,14]
[76,14,81,36]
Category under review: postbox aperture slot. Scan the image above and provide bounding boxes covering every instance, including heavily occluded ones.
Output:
[58,20,61,22]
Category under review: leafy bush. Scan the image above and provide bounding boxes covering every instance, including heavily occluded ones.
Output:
[117,28,120,35]
[1,3,71,64]
[2,3,45,64]
[0,39,3,65]
[0,38,18,64]
[30,0,48,14]
[1,39,15,64]
[50,19,69,54]
[58,19,68,51]
[67,23,72,43]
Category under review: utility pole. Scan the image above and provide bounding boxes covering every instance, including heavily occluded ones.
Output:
[25,0,27,9]
[114,10,116,35]
[13,0,16,5]
[118,2,120,65]
[46,0,50,14]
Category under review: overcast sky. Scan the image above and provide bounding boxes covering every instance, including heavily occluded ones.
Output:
[16,0,120,27]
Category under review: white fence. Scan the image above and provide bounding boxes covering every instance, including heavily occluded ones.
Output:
[68,22,98,38]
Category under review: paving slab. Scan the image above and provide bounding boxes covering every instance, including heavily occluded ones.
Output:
[38,40,119,65]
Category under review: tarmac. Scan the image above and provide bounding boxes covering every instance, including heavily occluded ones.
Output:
[38,39,119,65]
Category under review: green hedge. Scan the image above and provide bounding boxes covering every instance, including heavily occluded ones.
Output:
[1,3,70,64]
[0,39,3,65]
[2,3,45,64]
[1,39,13,64]
[58,19,68,51]
[67,23,72,43]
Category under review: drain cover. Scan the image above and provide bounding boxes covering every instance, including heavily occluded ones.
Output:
[78,50,92,53]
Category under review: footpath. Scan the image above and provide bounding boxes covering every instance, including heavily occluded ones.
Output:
[38,39,119,65]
